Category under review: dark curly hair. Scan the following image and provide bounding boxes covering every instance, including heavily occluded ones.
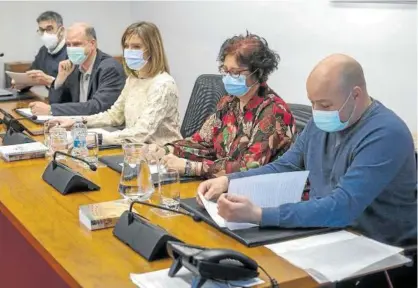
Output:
[217,31,280,83]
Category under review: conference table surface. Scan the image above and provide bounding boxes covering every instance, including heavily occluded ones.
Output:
[0,99,317,288]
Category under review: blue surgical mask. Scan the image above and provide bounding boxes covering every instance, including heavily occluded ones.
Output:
[313,92,355,132]
[124,49,147,71]
[67,47,87,65]
[222,74,250,97]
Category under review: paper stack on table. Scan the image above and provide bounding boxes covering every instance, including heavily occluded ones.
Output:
[265,230,411,284]
[198,171,309,231]
[130,267,264,288]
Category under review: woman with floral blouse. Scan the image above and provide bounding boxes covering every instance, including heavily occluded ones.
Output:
[149,32,296,178]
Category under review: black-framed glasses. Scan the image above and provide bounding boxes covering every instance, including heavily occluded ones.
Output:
[219,67,250,79]
[37,25,57,35]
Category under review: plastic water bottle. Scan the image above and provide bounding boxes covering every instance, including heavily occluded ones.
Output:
[71,121,88,158]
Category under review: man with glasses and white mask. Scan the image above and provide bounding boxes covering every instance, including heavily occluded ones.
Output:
[29,22,125,116]
[11,11,67,90]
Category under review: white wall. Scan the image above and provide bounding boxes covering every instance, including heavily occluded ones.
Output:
[0,1,132,87]
[130,0,417,132]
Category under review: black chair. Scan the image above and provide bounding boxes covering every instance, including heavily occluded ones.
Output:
[180,74,227,138]
[288,103,312,133]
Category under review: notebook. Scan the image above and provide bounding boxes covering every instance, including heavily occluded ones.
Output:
[180,197,334,247]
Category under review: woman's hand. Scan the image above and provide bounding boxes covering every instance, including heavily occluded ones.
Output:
[160,154,186,175]
[47,118,76,131]
[147,144,167,160]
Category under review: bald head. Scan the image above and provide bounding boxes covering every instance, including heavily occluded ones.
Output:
[308,54,366,97]
[307,54,371,127]
[67,22,97,45]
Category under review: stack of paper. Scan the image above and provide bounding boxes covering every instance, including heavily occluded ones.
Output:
[6,71,38,86]
[265,231,410,284]
[199,171,309,231]
[130,267,264,288]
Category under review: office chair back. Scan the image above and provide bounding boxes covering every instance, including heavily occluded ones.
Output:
[180,74,226,138]
[288,103,312,132]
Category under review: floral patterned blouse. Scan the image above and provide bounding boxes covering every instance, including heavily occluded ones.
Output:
[170,84,296,178]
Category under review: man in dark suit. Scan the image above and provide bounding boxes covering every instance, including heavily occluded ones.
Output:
[29,22,125,116]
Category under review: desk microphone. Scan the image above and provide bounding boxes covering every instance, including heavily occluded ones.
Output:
[53,151,97,171]
[43,151,100,195]
[129,200,202,222]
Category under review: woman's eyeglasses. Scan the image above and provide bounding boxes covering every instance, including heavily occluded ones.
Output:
[219,67,250,79]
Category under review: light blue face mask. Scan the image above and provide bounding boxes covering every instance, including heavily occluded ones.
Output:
[67,47,87,65]
[124,49,147,71]
[312,91,356,132]
[222,74,251,97]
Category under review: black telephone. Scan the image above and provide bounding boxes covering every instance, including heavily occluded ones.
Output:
[166,241,259,288]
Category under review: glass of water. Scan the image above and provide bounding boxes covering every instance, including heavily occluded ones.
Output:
[44,121,59,156]
[49,126,68,160]
[118,143,155,201]
[86,132,99,165]
[159,168,180,211]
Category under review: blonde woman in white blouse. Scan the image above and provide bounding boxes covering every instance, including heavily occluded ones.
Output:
[50,21,182,145]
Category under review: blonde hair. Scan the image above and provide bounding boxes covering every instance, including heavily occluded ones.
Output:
[121,21,170,77]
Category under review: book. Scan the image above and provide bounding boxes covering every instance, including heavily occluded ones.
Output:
[79,199,135,231]
[0,142,48,162]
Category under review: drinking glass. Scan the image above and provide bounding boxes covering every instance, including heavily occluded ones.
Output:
[159,168,180,211]
[49,126,68,160]
[118,143,155,200]
[85,132,99,165]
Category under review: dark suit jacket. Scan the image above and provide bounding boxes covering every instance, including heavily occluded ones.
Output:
[49,49,125,116]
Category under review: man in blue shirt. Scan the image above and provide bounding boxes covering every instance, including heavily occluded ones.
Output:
[198,54,417,241]
[197,54,417,286]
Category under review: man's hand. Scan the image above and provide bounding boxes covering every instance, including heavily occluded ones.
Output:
[55,60,75,87]
[217,194,262,224]
[10,79,27,91]
[196,176,229,206]
[29,101,51,115]
[26,70,54,87]
[160,154,186,175]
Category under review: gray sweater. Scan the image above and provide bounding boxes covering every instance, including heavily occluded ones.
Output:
[229,100,417,246]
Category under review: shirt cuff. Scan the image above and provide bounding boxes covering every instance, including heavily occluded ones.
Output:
[260,207,281,227]
[227,172,241,181]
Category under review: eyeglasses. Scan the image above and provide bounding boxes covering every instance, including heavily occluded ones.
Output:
[37,25,58,35]
[219,67,250,79]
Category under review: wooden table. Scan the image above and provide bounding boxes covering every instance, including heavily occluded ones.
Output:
[0,99,315,288]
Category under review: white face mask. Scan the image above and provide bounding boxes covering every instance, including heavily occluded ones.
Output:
[41,32,59,50]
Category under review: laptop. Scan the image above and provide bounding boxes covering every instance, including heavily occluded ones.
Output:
[0,88,13,97]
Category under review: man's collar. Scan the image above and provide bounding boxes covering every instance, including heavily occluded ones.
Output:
[48,38,66,55]
[80,52,97,75]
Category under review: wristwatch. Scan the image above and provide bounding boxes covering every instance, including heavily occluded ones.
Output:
[184,160,192,176]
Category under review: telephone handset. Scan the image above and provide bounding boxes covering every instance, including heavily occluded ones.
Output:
[166,241,259,288]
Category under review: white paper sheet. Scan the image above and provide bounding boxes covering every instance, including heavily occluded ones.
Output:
[6,71,38,86]
[228,171,310,208]
[130,267,264,288]
[265,231,405,284]
[197,192,258,231]
[29,85,49,98]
